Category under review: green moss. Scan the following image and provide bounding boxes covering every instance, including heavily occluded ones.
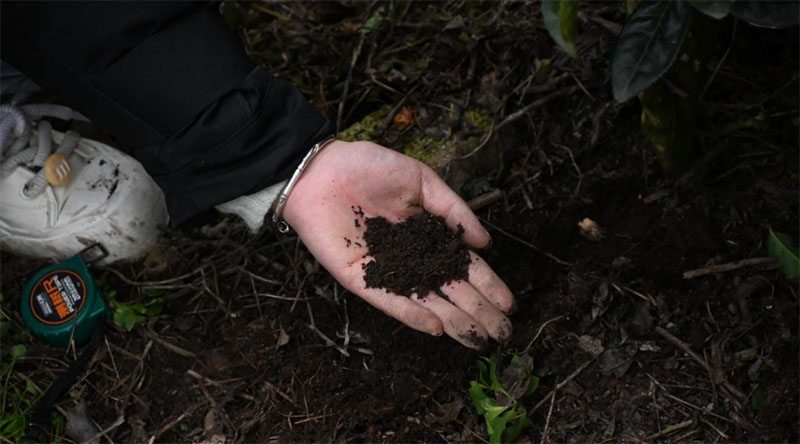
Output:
[337,107,389,142]
[401,133,476,170]
[465,108,492,131]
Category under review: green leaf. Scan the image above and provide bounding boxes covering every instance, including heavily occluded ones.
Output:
[541,0,579,57]
[113,305,145,331]
[9,344,26,359]
[505,414,531,442]
[525,375,540,396]
[687,0,731,19]
[361,6,386,34]
[766,228,800,280]
[25,379,37,395]
[751,385,767,411]
[486,358,506,394]
[469,383,492,414]
[477,359,490,386]
[612,0,692,102]
[730,1,800,29]
[487,408,517,444]
[142,300,163,317]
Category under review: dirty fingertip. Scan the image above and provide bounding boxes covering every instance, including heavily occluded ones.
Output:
[458,329,490,351]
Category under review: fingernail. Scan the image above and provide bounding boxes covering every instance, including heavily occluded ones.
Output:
[483,230,493,249]
[433,329,444,337]
[508,299,518,314]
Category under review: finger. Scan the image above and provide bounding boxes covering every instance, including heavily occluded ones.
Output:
[419,165,490,249]
[410,292,489,350]
[354,286,443,336]
[468,251,516,314]
[441,280,512,342]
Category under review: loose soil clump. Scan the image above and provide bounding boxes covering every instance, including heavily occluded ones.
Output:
[362,211,470,297]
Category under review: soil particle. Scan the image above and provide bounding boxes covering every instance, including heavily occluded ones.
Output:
[362,211,470,297]
[459,328,488,351]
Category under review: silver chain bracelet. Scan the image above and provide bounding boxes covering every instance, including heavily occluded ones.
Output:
[272,135,336,233]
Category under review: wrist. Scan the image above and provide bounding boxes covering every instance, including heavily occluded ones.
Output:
[273,135,337,232]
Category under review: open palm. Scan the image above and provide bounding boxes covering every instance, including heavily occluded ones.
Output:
[283,140,514,349]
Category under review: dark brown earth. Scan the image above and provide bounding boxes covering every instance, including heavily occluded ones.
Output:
[362,212,470,297]
[1,2,798,443]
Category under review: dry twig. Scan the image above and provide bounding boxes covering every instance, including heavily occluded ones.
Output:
[540,391,557,444]
[645,419,693,441]
[481,218,572,267]
[531,356,596,414]
[681,257,777,279]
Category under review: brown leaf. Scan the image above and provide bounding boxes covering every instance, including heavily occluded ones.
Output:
[277,327,290,348]
[393,107,415,130]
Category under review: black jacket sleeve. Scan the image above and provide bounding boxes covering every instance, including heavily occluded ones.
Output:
[1,1,331,225]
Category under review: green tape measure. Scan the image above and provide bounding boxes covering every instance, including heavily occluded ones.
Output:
[20,244,110,348]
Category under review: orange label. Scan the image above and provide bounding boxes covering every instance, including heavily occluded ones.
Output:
[30,270,87,325]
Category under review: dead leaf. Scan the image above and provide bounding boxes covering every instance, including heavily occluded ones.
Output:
[599,349,633,378]
[425,399,463,425]
[496,354,534,406]
[65,401,99,444]
[577,335,605,356]
[393,106,415,131]
[195,434,226,444]
[204,408,217,436]
[578,217,605,241]
[277,327,290,348]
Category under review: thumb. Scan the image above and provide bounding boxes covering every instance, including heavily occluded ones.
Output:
[418,165,490,249]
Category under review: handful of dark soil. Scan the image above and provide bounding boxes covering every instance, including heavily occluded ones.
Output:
[361,211,471,297]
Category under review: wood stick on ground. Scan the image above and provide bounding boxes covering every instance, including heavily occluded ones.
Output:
[654,327,708,372]
[532,356,596,414]
[467,189,503,211]
[336,34,365,133]
[104,267,202,287]
[264,381,299,407]
[540,391,557,444]
[79,415,125,444]
[151,406,197,441]
[481,218,572,267]
[645,419,693,441]
[682,257,777,279]
[143,330,197,360]
[495,86,579,132]
[554,143,582,196]
[523,316,564,354]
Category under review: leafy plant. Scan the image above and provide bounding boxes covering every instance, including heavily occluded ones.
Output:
[541,0,578,57]
[766,228,800,281]
[468,354,539,443]
[105,289,163,331]
[539,0,798,172]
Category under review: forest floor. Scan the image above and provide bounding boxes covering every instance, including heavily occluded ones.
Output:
[2,2,798,443]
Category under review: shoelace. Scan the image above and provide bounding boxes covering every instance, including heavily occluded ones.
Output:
[0,104,87,198]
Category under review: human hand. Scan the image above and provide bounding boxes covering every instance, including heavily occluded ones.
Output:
[283,140,515,350]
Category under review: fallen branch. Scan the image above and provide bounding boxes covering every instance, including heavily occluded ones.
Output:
[79,415,125,444]
[481,218,572,267]
[531,356,596,414]
[467,189,503,211]
[645,419,693,441]
[682,257,777,279]
[540,391,557,444]
[143,330,197,360]
[654,327,707,371]
[495,86,579,132]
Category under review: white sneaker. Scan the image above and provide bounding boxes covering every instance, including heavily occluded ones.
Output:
[0,104,169,264]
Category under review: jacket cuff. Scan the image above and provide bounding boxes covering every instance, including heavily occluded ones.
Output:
[215,180,286,233]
